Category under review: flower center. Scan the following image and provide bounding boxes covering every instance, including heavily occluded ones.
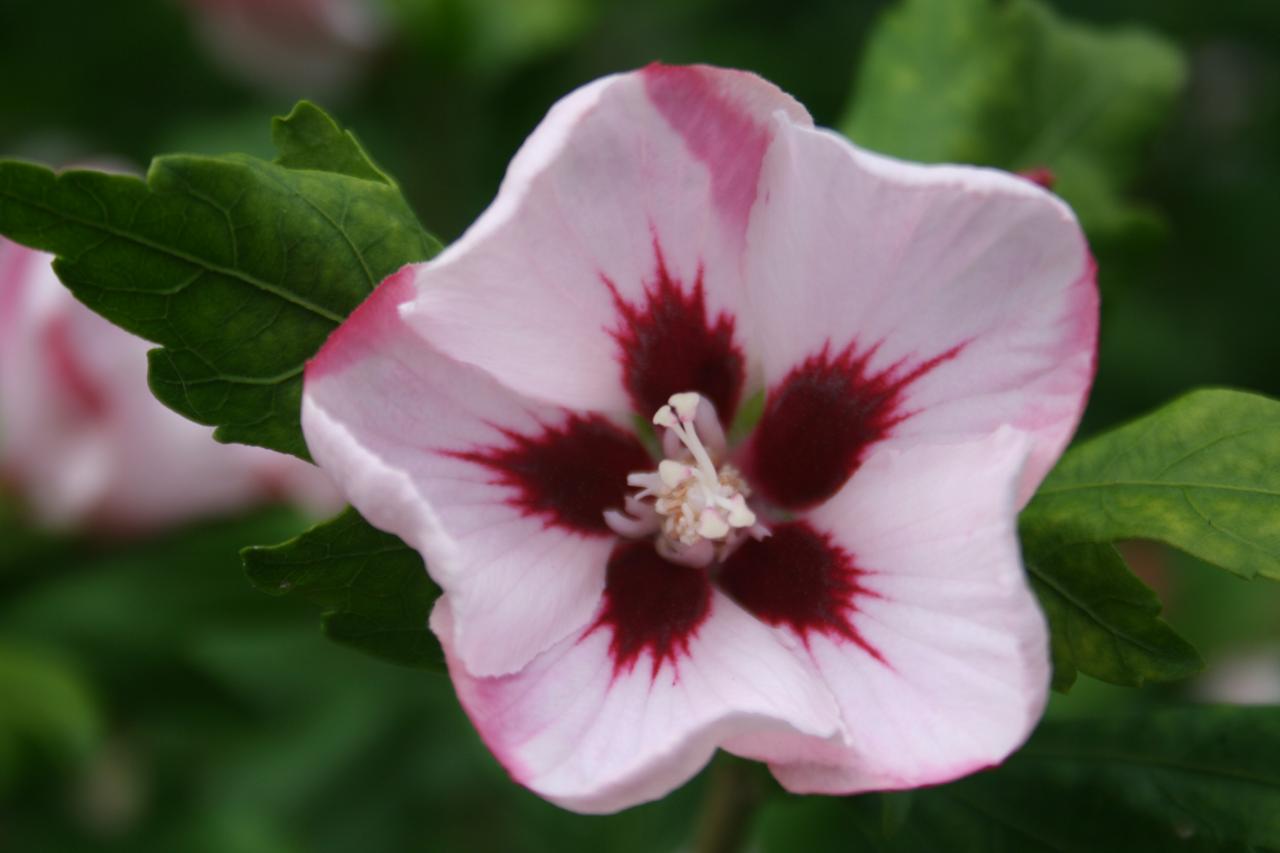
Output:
[605,392,767,567]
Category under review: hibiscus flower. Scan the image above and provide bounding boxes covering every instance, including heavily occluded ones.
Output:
[0,238,339,532]
[301,64,1098,812]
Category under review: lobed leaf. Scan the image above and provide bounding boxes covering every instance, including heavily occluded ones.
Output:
[1022,522,1202,692]
[242,508,443,670]
[0,106,440,459]
[1024,388,1280,582]
[0,103,447,669]
[272,100,396,185]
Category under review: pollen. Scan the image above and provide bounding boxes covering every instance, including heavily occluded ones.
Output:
[604,392,767,567]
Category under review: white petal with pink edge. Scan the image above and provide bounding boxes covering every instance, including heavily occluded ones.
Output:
[432,589,842,814]
[765,429,1051,794]
[744,121,1097,505]
[398,65,812,420]
[302,268,653,677]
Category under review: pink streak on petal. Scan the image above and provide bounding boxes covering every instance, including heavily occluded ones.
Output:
[642,63,771,234]
[43,314,110,418]
[306,264,418,381]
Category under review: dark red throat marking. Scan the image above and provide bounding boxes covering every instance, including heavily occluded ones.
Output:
[718,522,881,659]
[749,342,961,510]
[604,240,745,425]
[590,541,713,678]
[446,414,651,536]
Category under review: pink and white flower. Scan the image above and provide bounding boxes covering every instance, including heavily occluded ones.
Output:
[1194,648,1280,706]
[182,0,386,96]
[0,239,340,532]
[301,64,1098,812]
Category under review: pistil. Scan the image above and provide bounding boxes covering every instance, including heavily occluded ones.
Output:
[605,392,767,567]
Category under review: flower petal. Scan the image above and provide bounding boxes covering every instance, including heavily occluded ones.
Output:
[744,123,1097,509]
[432,548,841,814]
[303,268,654,677]
[399,64,812,423]
[749,429,1050,793]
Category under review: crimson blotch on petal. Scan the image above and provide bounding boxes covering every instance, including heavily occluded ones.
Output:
[446,415,650,536]
[747,341,961,510]
[605,239,745,425]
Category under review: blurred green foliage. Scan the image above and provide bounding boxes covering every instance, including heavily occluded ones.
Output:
[0,511,702,851]
[2,0,1280,850]
[0,642,100,795]
[843,0,1186,242]
[756,706,1280,851]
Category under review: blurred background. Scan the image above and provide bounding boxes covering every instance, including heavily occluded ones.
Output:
[1,0,1278,850]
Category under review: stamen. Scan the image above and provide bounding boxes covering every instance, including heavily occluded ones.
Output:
[697,509,730,539]
[606,391,767,567]
[658,459,690,488]
[669,392,701,420]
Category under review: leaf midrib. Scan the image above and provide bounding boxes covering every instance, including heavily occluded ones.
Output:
[154,364,304,386]
[1026,561,1170,659]
[1035,480,1280,499]
[0,185,349,325]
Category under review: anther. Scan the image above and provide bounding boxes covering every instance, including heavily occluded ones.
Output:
[605,392,768,567]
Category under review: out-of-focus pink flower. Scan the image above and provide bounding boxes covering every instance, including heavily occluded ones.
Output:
[302,64,1098,812]
[182,0,386,96]
[0,239,340,533]
[1195,648,1280,705]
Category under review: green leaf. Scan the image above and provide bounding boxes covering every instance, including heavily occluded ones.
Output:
[843,0,1186,239]
[242,508,443,670]
[1022,522,1202,692]
[756,706,1280,852]
[0,104,440,459]
[1024,389,1280,582]
[272,100,395,186]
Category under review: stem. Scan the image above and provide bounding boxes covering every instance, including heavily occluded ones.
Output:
[694,756,764,853]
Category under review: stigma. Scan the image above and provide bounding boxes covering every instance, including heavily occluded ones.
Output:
[605,392,767,567]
